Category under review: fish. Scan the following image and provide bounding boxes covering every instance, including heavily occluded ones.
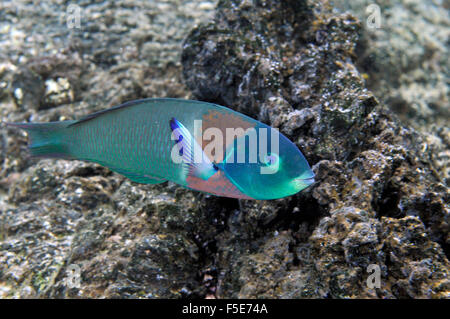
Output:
[5,98,314,200]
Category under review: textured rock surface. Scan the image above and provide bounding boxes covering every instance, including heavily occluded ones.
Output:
[0,0,217,298]
[335,0,449,126]
[0,0,449,298]
[333,0,450,181]
[181,0,449,298]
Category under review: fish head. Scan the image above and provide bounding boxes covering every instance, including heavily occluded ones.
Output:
[221,125,314,200]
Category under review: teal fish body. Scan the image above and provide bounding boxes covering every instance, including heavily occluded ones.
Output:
[7,98,314,200]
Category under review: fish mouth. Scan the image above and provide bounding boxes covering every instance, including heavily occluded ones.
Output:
[296,176,315,184]
[293,172,315,189]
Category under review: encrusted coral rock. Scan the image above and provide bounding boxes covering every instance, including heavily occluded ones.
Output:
[182,0,449,298]
[0,0,448,299]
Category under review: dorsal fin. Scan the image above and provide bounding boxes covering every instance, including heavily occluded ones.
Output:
[68,97,258,128]
[68,98,153,127]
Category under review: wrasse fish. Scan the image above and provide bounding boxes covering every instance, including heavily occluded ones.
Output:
[6,98,314,200]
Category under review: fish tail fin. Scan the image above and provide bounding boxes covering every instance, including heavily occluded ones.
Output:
[5,120,76,158]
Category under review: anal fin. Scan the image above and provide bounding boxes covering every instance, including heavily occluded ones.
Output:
[80,158,167,184]
[126,174,167,184]
[108,165,166,184]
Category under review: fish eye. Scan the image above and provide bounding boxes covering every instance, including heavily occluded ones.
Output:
[259,153,280,175]
[263,153,279,167]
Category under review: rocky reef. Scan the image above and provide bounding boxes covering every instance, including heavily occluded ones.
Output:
[333,0,450,182]
[0,0,448,298]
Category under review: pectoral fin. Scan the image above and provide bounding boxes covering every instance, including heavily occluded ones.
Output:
[169,117,218,181]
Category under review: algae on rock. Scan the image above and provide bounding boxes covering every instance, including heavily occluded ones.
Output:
[182,0,449,298]
[0,0,448,299]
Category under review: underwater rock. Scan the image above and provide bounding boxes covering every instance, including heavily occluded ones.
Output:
[332,0,450,182]
[8,55,83,111]
[334,0,449,127]
[43,77,74,108]
[0,0,217,298]
[10,67,45,111]
[0,0,448,299]
[182,0,449,298]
